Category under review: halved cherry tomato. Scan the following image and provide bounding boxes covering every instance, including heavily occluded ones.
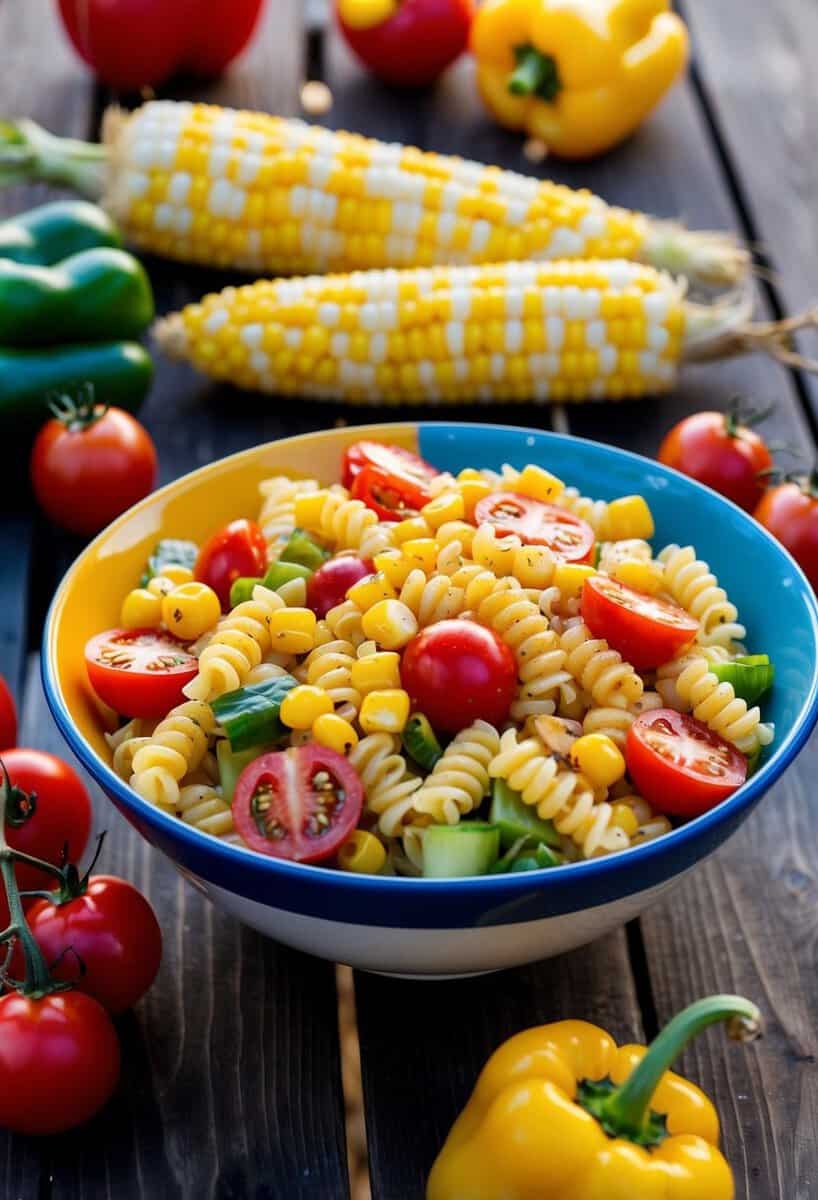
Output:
[85,628,198,718]
[0,675,16,750]
[658,410,772,513]
[626,709,747,817]
[401,619,517,733]
[754,480,818,592]
[232,745,363,863]
[474,492,595,562]
[351,463,433,521]
[581,575,698,670]
[341,440,439,489]
[306,554,374,618]
[195,518,267,609]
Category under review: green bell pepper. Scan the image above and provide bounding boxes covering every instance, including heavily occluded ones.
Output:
[0,200,121,265]
[0,247,154,345]
[402,713,443,770]
[0,341,153,436]
[710,654,774,706]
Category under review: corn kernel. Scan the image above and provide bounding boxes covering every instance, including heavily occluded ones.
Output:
[421,491,464,529]
[393,516,431,544]
[337,829,386,874]
[160,564,195,586]
[612,559,664,595]
[611,803,641,837]
[121,588,162,630]
[294,492,329,530]
[351,651,401,695]
[570,734,626,790]
[401,539,438,574]
[312,712,359,754]
[346,572,396,610]
[361,599,418,649]
[515,464,565,503]
[513,544,555,588]
[359,689,411,734]
[373,550,414,588]
[267,607,318,654]
[280,684,334,730]
[147,575,176,598]
[161,581,221,641]
[553,562,596,599]
[456,478,492,520]
[603,495,655,540]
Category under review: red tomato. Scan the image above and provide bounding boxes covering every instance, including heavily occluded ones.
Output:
[658,411,773,512]
[195,518,267,609]
[0,748,92,893]
[341,440,439,489]
[336,0,474,87]
[85,628,198,719]
[401,619,517,732]
[581,575,698,670]
[0,991,119,1134]
[232,746,363,863]
[626,709,747,817]
[0,675,16,750]
[57,0,264,90]
[351,464,433,521]
[30,405,157,537]
[306,554,374,618]
[19,876,162,1014]
[474,493,595,562]
[754,482,818,592]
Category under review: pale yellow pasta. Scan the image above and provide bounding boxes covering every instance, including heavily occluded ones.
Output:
[349,734,422,836]
[185,585,285,701]
[257,475,320,556]
[656,654,773,754]
[305,637,360,719]
[658,544,745,651]
[581,693,663,747]
[301,489,397,556]
[106,718,156,779]
[413,720,500,825]
[131,700,216,811]
[325,599,367,646]
[177,784,234,838]
[560,620,644,710]
[398,568,464,626]
[597,539,654,572]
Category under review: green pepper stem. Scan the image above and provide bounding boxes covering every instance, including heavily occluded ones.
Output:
[0,119,107,198]
[600,995,761,1139]
[508,46,561,102]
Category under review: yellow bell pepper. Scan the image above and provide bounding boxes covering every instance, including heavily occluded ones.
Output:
[470,0,689,158]
[427,995,761,1200]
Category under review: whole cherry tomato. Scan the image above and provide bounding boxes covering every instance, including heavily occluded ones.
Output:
[232,745,363,862]
[336,0,474,87]
[401,619,517,732]
[57,0,264,91]
[474,492,595,562]
[0,990,120,1134]
[626,709,747,818]
[658,409,773,512]
[195,518,267,609]
[341,440,439,489]
[0,749,92,893]
[581,574,698,670]
[0,676,16,751]
[754,480,818,592]
[20,876,162,1014]
[31,400,157,537]
[85,628,198,718]
[351,464,433,521]
[306,554,374,618]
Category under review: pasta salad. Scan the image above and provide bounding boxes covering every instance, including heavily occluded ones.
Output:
[86,440,774,878]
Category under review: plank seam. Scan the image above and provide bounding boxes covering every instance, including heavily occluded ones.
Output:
[625,920,660,1042]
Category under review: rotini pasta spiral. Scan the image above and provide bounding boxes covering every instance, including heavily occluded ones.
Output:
[413,720,500,825]
[325,599,366,647]
[613,793,673,845]
[307,489,397,556]
[489,729,629,858]
[581,693,663,746]
[257,475,319,556]
[597,539,654,572]
[560,620,643,709]
[552,487,610,535]
[399,569,464,626]
[177,784,234,837]
[185,585,285,701]
[349,734,422,837]
[106,718,156,779]
[305,638,360,718]
[654,644,732,709]
[658,544,745,650]
[131,700,217,811]
[656,654,772,753]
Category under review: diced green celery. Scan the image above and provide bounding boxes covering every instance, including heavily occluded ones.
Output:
[211,674,298,752]
[422,823,500,878]
[490,779,561,849]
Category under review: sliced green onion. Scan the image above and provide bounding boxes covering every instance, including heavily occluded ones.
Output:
[217,739,271,803]
[230,576,262,607]
[711,655,774,705]
[211,674,298,752]
[140,537,198,585]
[279,529,330,571]
[422,822,500,878]
[402,713,443,770]
[263,560,314,590]
[490,779,561,850]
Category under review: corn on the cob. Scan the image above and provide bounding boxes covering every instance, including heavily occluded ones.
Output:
[2,101,745,287]
[155,258,793,406]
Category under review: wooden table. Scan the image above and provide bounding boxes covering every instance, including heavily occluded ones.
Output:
[2,2,816,1197]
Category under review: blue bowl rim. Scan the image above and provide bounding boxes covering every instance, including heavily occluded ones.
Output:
[42,420,818,901]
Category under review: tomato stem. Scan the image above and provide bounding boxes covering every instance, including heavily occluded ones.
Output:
[48,382,108,433]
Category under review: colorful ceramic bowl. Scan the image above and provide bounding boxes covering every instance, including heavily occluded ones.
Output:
[43,423,818,977]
